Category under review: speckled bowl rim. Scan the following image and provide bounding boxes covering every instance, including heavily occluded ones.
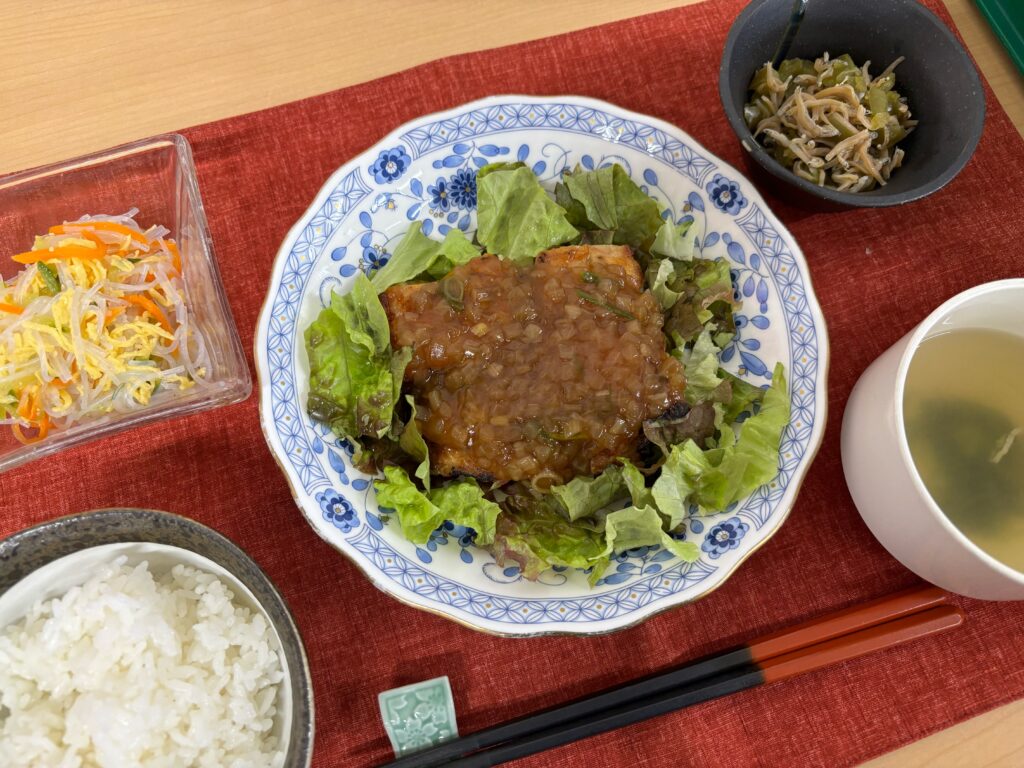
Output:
[0,508,314,768]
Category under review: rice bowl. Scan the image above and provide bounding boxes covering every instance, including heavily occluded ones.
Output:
[0,554,285,767]
[0,510,313,768]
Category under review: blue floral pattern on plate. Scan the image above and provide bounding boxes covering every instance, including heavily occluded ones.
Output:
[256,96,828,636]
[447,168,477,209]
[701,517,750,559]
[426,177,452,213]
[706,173,748,215]
[370,146,412,184]
[317,489,360,534]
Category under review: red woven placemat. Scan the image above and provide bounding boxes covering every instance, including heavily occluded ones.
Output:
[4,0,1024,765]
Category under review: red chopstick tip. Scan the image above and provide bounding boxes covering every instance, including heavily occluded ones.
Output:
[761,605,964,684]
[750,584,951,663]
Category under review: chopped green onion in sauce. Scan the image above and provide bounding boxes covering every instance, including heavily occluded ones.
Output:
[576,288,636,320]
[440,276,465,311]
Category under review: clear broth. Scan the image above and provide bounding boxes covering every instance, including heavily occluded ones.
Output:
[903,327,1024,573]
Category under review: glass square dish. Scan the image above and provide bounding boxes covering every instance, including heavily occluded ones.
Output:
[0,134,250,473]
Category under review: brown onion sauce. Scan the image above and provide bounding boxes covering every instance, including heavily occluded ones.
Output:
[385,247,686,486]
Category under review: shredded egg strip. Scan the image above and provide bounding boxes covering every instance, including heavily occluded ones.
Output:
[0,214,210,443]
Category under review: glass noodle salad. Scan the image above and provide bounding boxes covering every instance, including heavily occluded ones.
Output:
[0,211,209,443]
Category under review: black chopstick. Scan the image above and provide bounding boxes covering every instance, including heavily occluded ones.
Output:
[377,586,950,768]
[444,605,962,768]
[381,646,755,768]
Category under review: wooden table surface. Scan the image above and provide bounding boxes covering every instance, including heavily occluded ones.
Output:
[3,1,1023,765]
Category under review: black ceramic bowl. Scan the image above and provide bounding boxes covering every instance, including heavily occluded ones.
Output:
[720,0,985,207]
[0,508,314,768]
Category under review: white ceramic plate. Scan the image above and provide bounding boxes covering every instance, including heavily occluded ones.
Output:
[256,95,828,636]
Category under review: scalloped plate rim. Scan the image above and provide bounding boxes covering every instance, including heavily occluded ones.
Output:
[254,94,829,636]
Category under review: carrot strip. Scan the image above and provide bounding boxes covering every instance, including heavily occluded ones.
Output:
[77,230,109,254]
[12,423,35,444]
[51,221,151,248]
[104,305,126,324]
[12,413,47,444]
[27,388,39,421]
[0,302,23,314]
[13,242,105,263]
[11,387,46,442]
[16,388,32,420]
[163,240,182,274]
[125,294,172,334]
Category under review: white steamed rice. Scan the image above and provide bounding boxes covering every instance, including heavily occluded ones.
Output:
[0,557,285,768]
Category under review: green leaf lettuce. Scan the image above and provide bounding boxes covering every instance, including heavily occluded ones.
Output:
[551,466,626,521]
[620,459,654,508]
[489,495,609,580]
[427,229,484,279]
[658,363,789,514]
[398,395,430,489]
[662,258,738,346]
[475,165,578,263]
[682,328,725,404]
[720,370,768,424]
[558,165,663,250]
[370,222,482,292]
[374,467,501,547]
[649,258,682,311]
[374,465,442,546]
[429,480,501,546]
[651,446,695,530]
[651,219,696,261]
[602,505,700,562]
[305,272,403,440]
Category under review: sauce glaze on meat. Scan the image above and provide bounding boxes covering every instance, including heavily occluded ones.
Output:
[382,245,686,487]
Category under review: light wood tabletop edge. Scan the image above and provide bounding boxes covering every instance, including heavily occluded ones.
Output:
[2,1,1022,766]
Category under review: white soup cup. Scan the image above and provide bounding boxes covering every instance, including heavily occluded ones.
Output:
[842,279,1024,600]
